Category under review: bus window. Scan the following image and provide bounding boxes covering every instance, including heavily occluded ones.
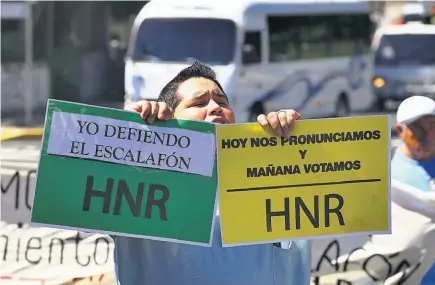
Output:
[374,34,435,66]
[297,16,330,59]
[267,13,373,62]
[330,14,373,57]
[242,31,262,64]
[130,18,236,65]
[268,16,299,62]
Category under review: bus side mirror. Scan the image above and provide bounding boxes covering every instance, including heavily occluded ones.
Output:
[242,44,260,65]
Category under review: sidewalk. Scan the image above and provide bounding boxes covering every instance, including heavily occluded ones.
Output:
[1,101,124,141]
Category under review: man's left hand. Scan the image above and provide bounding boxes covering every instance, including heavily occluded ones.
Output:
[257,109,301,138]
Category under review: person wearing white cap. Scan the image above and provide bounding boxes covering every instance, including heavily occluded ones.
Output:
[392,95,435,191]
[391,97,435,283]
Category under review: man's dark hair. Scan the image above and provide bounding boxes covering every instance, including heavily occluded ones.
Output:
[157,61,225,110]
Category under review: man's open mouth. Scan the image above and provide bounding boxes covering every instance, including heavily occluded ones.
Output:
[211,117,227,124]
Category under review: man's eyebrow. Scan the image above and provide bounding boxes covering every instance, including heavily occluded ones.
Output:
[215,92,227,98]
[191,91,228,100]
[213,90,229,100]
[189,92,206,100]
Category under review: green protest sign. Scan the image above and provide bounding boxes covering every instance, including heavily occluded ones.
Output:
[31,99,218,246]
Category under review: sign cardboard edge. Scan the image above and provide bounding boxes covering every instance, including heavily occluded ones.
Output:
[29,221,213,247]
[387,114,393,235]
[220,229,391,248]
[227,114,392,127]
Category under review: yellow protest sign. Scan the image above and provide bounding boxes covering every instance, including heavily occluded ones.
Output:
[216,115,391,246]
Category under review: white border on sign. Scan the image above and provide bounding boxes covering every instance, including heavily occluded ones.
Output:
[387,113,392,237]
[215,124,224,245]
[220,229,391,248]
[216,114,393,247]
[30,221,213,247]
[211,185,219,243]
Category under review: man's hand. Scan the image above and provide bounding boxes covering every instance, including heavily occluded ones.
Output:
[257,109,301,138]
[124,100,173,124]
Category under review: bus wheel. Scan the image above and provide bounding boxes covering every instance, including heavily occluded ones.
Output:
[335,95,350,117]
[248,101,265,122]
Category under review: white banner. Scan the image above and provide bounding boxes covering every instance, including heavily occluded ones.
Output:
[310,180,435,285]
[0,222,114,285]
[1,167,36,224]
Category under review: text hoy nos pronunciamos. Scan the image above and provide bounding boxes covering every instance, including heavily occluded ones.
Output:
[221,129,381,149]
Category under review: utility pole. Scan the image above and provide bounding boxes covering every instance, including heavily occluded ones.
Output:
[24,1,34,126]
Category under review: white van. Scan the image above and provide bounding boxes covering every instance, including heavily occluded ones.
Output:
[124,0,375,123]
[371,23,435,110]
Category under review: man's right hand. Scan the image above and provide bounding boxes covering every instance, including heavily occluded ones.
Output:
[124,100,173,124]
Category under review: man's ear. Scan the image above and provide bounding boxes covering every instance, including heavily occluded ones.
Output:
[396,123,411,144]
[396,123,404,137]
[398,123,422,150]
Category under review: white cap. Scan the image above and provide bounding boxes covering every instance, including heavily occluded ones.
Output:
[397,96,435,125]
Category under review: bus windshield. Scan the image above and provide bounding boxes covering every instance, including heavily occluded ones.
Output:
[130,18,236,65]
[374,34,435,65]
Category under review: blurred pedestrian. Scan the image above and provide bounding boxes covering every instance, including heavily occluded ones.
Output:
[392,95,435,191]
[385,95,435,285]
[115,62,311,285]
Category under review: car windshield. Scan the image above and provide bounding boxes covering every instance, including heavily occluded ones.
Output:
[374,34,435,65]
[130,18,236,65]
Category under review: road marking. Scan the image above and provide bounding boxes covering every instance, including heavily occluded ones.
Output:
[0,127,43,141]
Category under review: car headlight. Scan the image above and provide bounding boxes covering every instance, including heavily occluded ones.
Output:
[373,77,385,88]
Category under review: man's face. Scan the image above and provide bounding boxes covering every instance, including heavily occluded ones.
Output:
[399,115,435,159]
[173,77,235,124]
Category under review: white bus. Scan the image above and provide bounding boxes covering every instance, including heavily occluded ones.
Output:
[124,0,376,123]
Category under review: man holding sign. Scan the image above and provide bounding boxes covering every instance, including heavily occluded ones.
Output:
[117,62,310,285]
